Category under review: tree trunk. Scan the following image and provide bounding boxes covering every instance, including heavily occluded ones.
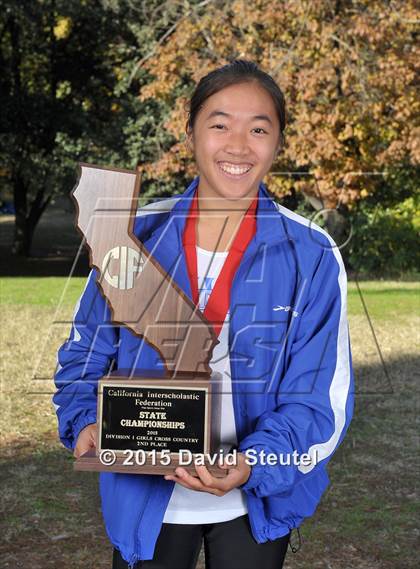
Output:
[12,217,35,257]
[12,173,29,256]
[12,173,50,256]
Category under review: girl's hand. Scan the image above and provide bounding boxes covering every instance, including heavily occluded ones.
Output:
[73,423,97,458]
[164,452,251,496]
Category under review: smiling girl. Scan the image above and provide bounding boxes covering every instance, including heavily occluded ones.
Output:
[54,60,354,569]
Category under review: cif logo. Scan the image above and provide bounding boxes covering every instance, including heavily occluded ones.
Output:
[102,246,145,290]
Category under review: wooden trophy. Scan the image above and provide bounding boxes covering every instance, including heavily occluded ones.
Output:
[72,164,228,477]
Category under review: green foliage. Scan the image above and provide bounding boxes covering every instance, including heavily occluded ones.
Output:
[346,196,420,277]
[1,1,138,174]
[275,187,419,277]
[0,0,181,253]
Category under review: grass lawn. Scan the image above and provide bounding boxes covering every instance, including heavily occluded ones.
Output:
[1,277,419,569]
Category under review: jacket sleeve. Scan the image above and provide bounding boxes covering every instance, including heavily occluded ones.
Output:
[238,243,355,498]
[52,269,119,451]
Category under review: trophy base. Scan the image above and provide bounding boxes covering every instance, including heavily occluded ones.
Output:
[74,449,229,478]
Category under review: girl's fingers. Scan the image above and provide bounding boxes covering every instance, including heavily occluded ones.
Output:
[196,463,238,484]
[164,462,246,497]
[194,465,237,494]
[175,467,205,490]
[164,475,195,490]
[164,468,225,496]
[172,475,206,492]
[194,464,215,487]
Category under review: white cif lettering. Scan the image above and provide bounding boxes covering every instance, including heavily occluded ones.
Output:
[102,246,144,290]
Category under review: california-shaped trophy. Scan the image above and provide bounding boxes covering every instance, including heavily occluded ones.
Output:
[71,164,227,477]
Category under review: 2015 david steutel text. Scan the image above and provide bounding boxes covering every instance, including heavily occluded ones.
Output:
[99,449,319,468]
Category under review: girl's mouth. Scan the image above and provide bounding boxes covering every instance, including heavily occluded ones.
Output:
[217,161,253,179]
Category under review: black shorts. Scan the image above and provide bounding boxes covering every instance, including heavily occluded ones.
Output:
[112,514,290,569]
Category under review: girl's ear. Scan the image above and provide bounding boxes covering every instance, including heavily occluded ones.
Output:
[185,130,194,153]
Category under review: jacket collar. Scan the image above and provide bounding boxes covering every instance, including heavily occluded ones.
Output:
[162,175,288,250]
[142,176,288,300]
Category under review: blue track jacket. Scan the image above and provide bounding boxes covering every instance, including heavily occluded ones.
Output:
[53,177,354,567]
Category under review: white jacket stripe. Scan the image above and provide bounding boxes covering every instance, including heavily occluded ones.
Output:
[274,203,351,474]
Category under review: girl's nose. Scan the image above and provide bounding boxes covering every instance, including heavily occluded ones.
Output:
[223,131,250,156]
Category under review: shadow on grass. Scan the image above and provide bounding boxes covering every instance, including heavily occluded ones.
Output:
[1,354,418,569]
[0,208,89,278]
[0,253,90,278]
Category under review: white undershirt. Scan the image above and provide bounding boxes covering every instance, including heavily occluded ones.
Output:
[163,245,248,524]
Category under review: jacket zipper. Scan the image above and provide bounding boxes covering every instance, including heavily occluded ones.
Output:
[229,260,246,442]
[228,238,261,441]
[132,479,155,564]
[228,237,297,545]
[229,256,260,539]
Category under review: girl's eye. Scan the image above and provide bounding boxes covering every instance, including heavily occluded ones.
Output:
[252,127,268,135]
[210,124,268,134]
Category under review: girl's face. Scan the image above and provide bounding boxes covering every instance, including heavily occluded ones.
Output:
[189,81,281,203]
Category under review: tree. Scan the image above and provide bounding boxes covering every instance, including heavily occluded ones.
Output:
[0,0,147,255]
[134,0,419,216]
[2,0,418,258]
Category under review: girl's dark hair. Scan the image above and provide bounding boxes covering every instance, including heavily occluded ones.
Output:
[186,59,286,148]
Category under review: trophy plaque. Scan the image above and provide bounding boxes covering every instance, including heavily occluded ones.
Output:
[71,164,228,477]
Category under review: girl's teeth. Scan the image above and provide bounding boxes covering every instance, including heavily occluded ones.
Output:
[219,163,251,175]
